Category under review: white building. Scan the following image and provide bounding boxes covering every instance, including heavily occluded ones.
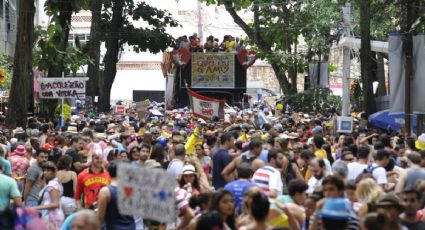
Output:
[0,0,17,58]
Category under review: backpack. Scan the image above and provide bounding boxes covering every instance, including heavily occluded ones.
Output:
[355,165,379,183]
[240,154,257,167]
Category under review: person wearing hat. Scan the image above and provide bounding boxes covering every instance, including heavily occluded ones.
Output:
[316,198,353,230]
[179,164,201,197]
[376,194,408,230]
[10,145,30,193]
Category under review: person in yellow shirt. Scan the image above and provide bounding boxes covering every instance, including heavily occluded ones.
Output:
[224,35,236,52]
[312,135,327,159]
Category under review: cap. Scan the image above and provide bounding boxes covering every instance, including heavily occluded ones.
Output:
[376,194,404,212]
[317,198,352,221]
[182,164,196,175]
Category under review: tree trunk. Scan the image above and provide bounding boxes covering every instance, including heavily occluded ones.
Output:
[99,0,124,112]
[5,1,35,128]
[86,0,102,101]
[376,52,386,96]
[59,0,73,50]
[359,0,377,116]
[40,0,74,121]
[270,63,292,96]
[223,1,293,95]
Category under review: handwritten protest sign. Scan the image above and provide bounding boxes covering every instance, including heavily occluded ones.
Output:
[117,163,177,223]
[38,77,89,99]
[188,88,225,119]
[191,53,235,88]
[135,99,151,119]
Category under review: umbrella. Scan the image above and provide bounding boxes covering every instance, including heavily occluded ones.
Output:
[368,109,418,132]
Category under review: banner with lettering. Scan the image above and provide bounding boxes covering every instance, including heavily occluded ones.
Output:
[188,88,225,119]
[38,77,89,99]
[191,53,235,88]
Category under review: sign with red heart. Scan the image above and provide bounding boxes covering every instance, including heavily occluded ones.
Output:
[123,186,133,197]
[171,48,192,68]
[237,49,257,69]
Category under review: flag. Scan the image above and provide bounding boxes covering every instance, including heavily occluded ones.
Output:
[185,126,202,156]
[389,33,405,114]
[389,34,425,114]
[187,88,225,119]
[412,34,425,114]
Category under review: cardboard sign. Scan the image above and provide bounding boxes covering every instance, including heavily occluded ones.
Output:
[135,99,151,119]
[188,88,224,119]
[116,105,125,114]
[117,163,177,223]
[336,116,353,133]
[191,53,235,88]
[38,77,89,99]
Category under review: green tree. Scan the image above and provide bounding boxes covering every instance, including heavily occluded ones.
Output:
[97,0,179,111]
[201,0,343,95]
[35,0,90,120]
[280,86,342,113]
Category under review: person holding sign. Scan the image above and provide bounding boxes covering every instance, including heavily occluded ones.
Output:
[97,161,135,230]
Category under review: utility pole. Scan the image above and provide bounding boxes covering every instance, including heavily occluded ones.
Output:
[404,0,414,137]
[341,2,351,116]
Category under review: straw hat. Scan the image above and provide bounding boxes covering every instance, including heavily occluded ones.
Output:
[66,126,78,134]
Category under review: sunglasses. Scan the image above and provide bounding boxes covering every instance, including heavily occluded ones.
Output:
[343,158,355,162]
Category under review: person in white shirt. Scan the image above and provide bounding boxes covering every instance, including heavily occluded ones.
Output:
[167,144,185,177]
[347,146,371,181]
[306,158,327,194]
[252,149,284,198]
[371,149,391,188]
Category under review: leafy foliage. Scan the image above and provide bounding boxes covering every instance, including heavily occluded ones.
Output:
[33,25,93,76]
[54,103,72,121]
[0,54,12,91]
[279,86,342,113]
[99,0,179,53]
[200,0,345,95]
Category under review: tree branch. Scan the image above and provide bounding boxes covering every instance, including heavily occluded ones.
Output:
[223,0,270,52]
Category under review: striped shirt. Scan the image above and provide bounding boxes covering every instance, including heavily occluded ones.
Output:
[175,187,191,216]
[252,166,283,197]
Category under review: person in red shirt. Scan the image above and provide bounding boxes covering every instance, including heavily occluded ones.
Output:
[74,151,110,209]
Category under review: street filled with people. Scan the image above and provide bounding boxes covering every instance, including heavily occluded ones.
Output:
[0,104,425,230]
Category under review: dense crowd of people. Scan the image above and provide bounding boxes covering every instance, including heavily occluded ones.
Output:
[0,104,424,230]
[176,33,245,52]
